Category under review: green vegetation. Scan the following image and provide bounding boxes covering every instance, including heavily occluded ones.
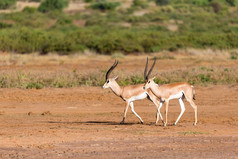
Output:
[0,0,16,9]
[30,0,42,2]
[230,51,238,59]
[38,0,69,13]
[0,66,237,89]
[0,0,238,54]
[155,0,170,6]
[90,1,120,11]
[132,0,149,9]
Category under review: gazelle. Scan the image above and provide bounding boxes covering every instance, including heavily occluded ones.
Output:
[102,60,164,124]
[143,58,197,127]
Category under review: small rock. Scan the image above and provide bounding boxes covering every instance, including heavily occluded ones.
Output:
[27,112,34,116]
[0,110,5,115]
[41,111,52,116]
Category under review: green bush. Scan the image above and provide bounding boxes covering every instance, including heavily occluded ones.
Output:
[0,22,12,29]
[23,7,38,13]
[38,0,69,13]
[84,0,94,2]
[90,1,120,11]
[55,15,72,26]
[155,0,170,6]
[210,1,222,13]
[132,0,149,9]
[26,82,44,89]
[29,0,42,2]
[191,0,209,6]
[230,51,238,60]
[226,0,236,6]
[0,0,16,9]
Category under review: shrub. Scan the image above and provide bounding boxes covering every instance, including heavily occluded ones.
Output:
[23,7,38,13]
[226,0,236,6]
[26,82,44,89]
[84,0,94,2]
[132,0,149,9]
[230,51,238,60]
[155,0,170,6]
[90,1,120,11]
[0,22,12,29]
[0,27,49,53]
[55,15,72,25]
[38,0,69,13]
[29,0,42,2]
[0,0,16,9]
[191,0,209,6]
[210,1,222,13]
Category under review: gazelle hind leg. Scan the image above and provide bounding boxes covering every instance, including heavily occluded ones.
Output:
[164,101,169,127]
[184,87,197,125]
[188,99,197,126]
[129,102,143,124]
[174,98,185,125]
[187,99,197,126]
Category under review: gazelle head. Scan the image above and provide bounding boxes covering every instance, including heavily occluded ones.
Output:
[143,57,156,90]
[102,60,119,89]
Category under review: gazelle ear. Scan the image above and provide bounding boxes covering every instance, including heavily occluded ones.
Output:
[152,73,158,80]
[113,76,118,80]
[152,76,157,81]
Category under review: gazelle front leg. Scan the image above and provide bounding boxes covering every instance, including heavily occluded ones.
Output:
[129,102,143,124]
[155,101,164,125]
[164,100,169,127]
[120,101,130,124]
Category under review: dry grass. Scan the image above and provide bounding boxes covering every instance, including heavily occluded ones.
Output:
[0,65,236,89]
[0,51,237,89]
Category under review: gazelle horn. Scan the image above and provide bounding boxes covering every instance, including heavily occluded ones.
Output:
[105,60,118,81]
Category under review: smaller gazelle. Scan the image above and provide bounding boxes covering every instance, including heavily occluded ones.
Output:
[102,60,164,124]
[143,58,197,126]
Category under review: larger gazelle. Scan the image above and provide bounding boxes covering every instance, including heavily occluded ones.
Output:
[143,58,197,126]
[102,60,164,124]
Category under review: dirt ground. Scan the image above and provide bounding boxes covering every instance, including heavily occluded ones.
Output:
[0,53,238,158]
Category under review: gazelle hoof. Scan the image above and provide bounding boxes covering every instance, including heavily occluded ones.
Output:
[173,123,177,126]
[141,121,144,124]
[193,123,197,126]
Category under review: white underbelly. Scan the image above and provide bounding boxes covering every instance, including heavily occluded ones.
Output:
[168,91,184,100]
[129,92,147,102]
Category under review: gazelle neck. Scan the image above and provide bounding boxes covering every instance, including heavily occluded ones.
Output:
[150,83,162,97]
[109,81,122,97]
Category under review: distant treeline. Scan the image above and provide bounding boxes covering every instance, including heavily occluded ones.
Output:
[0,0,238,54]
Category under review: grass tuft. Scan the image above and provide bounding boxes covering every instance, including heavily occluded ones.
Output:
[179,131,209,135]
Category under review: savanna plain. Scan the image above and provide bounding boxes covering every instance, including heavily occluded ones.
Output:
[0,51,237,158]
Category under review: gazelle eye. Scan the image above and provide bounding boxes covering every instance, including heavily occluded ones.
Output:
[148,81,150,84]
[107,80,109,83]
